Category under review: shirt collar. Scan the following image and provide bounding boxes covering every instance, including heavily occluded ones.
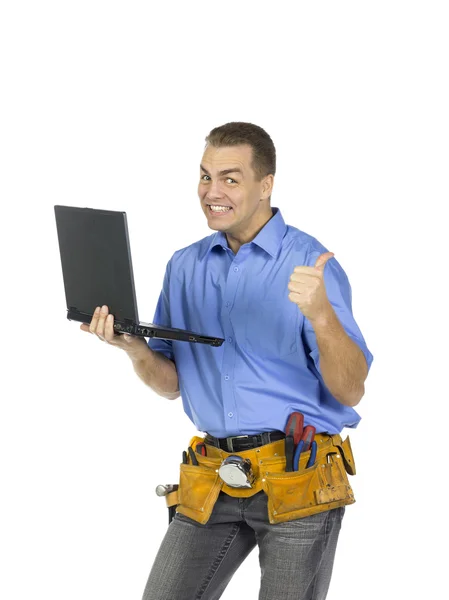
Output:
[200,206,287,261]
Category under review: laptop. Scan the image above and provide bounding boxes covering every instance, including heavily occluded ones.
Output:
[54,205,224,347]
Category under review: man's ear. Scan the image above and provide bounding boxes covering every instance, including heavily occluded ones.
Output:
[261,174,274,200]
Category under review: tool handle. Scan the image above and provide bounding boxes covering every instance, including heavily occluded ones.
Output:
[284,435,294,472]
[300,425,316,452]
[306,441,317,468]
[285,412,304,446]
[188,446,199,465]
[196,443,207,456]
[293,440,304,471]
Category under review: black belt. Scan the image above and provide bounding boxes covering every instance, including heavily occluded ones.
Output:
[204,430,286,452]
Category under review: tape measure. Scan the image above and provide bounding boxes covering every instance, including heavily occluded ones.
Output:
[218,455,256,488]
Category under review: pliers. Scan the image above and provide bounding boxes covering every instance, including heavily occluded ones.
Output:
[293,425,316,471]
[183,444,206,466]
[284,412,304,472]
[306,440,317,468]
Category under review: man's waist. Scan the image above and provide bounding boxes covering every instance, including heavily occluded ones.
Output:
[204,430,287,452]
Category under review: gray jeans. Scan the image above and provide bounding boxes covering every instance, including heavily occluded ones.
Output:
[141,490,345,600]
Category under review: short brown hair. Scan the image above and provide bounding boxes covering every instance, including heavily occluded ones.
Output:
[205,122,276,181]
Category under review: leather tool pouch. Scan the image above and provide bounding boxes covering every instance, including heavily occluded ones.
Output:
[175,436,224,525]
[174,433,357,526]
[262,433,356,524]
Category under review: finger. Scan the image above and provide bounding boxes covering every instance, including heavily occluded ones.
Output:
[104,313,116,343]
[288,278,314,293]
[80,323,91,333]
[95,305,109,340]
[89,306,101,333]
[293,266,317,275]
[291,269,320,280]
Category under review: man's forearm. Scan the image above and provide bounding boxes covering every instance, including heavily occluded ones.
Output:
[309,303,368,407]
[127,345,180,400]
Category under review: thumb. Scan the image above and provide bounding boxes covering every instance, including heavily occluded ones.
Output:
[124,334,133,343]
[314,252,334,271]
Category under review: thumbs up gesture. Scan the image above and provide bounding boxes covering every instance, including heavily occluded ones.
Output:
[288,252,334,321]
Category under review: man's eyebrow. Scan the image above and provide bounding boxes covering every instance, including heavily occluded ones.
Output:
[200,165,243,177]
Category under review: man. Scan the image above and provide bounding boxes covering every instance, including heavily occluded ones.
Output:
[81,122,373,599]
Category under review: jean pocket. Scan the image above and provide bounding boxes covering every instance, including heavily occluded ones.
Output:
[244,299,298,358]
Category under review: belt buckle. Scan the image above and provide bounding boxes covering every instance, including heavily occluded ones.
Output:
[226,435,250,452]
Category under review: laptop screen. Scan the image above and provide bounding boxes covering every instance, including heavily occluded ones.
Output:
[54,205,139,323]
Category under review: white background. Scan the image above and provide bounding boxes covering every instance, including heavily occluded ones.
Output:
[1,1,447,598]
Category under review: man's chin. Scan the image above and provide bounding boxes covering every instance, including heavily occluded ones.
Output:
[207,223,230,232]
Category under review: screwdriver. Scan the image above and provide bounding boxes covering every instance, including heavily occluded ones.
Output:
[285,412,304,445]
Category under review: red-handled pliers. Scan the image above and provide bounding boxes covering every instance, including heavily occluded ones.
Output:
[293,425,316,471]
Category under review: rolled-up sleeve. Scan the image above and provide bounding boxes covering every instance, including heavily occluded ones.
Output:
[147,259,175,361]
[301,251,374,376]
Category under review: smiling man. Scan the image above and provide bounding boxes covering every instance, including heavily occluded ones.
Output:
[89,122,374,599]
[199,142,274,255]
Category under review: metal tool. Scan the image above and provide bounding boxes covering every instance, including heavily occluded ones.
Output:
[218,455,255,488]
[155,484,179,525]
[326,452,337,463]
[182,450,188,464]
[155,484,178,497]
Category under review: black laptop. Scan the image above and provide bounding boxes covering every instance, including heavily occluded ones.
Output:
[54,205,224,347]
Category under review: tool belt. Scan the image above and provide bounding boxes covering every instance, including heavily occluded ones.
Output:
[164,432,357,526]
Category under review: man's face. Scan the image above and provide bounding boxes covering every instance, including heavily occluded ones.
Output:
[198,144,272,238]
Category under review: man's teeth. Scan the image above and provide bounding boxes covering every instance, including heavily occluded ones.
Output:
[209,205,231,212]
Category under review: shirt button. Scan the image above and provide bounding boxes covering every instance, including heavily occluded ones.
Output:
[224,375,229,380]
[225,301,230,307]
[234,266,239,272]
[228,412,233,418]
[228,337,233,343]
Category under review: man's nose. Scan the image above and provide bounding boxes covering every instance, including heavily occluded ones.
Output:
[205,179,224,200]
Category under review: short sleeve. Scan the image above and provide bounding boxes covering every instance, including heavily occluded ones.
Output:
[147,259,175,362]
[301,252,374,376]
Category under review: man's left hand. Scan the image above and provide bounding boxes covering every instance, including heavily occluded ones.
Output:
[288,252,334,321]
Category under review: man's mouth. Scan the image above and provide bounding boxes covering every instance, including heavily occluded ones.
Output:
[207,204,233,215]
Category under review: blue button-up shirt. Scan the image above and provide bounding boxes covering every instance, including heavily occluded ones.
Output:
[147,207,373,436]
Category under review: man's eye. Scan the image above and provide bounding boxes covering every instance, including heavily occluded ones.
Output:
[226,178,237,184]
[201,175,210,181]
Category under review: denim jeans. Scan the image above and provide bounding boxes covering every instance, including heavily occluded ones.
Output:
[141,490,345,600]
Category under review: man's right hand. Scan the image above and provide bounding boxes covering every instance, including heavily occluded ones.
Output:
[80,305,149,358]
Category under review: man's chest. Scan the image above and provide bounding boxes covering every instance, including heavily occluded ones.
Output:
[171,253,305,359]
